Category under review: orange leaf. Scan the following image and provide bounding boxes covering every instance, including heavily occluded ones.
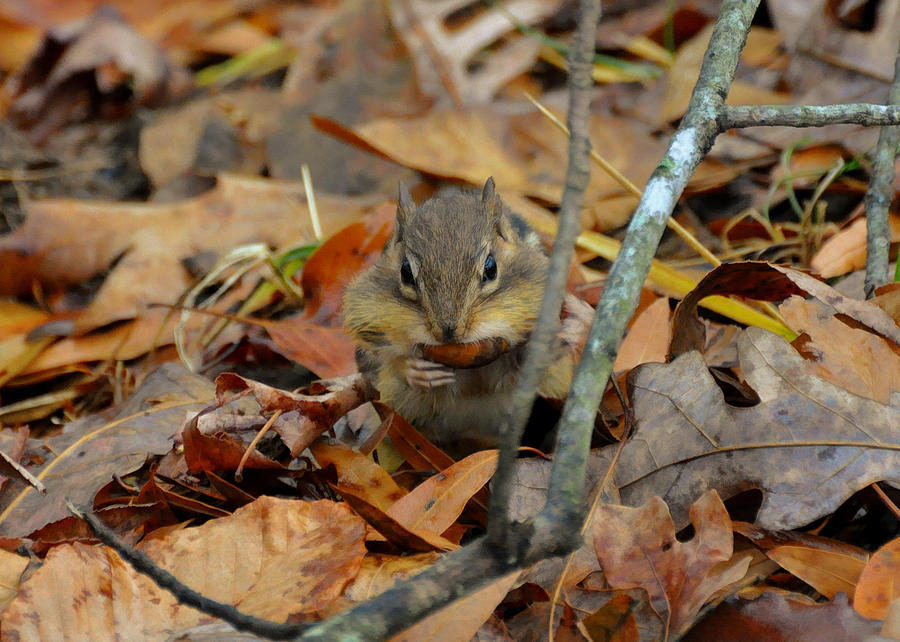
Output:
[854,537,900,620]
[387,450,498,535]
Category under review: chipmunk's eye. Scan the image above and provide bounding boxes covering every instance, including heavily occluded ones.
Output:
[482,253,497,283]
[400,257,415,287]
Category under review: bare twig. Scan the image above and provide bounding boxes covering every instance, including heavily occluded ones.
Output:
[721,103,900,129]
[66,499,305,640]
[532,0,762,542]
[487,0,601,552]
[864,47,900,298]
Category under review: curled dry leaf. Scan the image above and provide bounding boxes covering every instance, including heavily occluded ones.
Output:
[669,261,900,359]
[212,372,377,456]
[592,490,750,639]
[854,537,900,620]
[2,497,366,639]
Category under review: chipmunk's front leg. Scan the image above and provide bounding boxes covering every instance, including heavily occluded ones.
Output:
[405,357,456,389]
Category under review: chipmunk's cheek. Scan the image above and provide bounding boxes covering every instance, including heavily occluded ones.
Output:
[467,317,516,343]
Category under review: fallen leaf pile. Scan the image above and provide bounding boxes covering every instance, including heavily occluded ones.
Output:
[1,0,900,639]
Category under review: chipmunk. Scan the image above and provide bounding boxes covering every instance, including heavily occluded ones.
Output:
[343,178,590,456]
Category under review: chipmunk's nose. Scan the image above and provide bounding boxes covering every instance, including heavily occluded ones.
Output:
[441,324,457,343]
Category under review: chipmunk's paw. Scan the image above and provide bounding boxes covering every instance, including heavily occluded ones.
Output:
[405,358,456,389]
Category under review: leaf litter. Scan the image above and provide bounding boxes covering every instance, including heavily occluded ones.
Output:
[0,1,899,639]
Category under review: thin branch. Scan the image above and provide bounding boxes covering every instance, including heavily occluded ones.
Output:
[720,103,900,129]
[66,499,305,640]
[486,0,601,552]
[864,47,900,298]
[533,0,762,541]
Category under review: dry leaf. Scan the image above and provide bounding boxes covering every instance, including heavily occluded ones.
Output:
[2,498,366,639]
[734,522,868,599]
[659,24,791,123]
[600,328,900,530]
[781,296,900,404]
[685,591,880,640]
[389,0,558,105]
[310,440,407,512]
[392,572,521,642]
[811,215,900,278]
[0,173,369,334]
[854,537,900,620]
[613,296,671,374]
[0,364,213,537]
[387,450,498,535]
[592,490,749,639]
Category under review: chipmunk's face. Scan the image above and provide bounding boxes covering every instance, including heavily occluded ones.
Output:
[388,179,547,346]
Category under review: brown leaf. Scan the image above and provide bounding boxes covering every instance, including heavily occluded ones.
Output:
[613,296,671,374]
[212,372,376,456]
[670,261,900,359]
[613,327,900,530]
[2,497,366,638]
[389,0,557,105]
[5,8,184,142]
[262,202,395,377]
[337,484,458,552]
[0,363,212,537]
[684,591,880,641]
[592,490,749,639]
[580,593,640,642]
[182,412,284,474]
[0,548,29,613]
[811,215,900,278]
[314,109,668,229]
[854,537,900,620]
[379,401,456,471]
[310,440,407,512]
[734,522,868,599]
[0,173,368,334]
[387,450,498,535]
[782,296,900,403]
[659,24,791,124]
[319,552,440,617]
[392,571,521,642]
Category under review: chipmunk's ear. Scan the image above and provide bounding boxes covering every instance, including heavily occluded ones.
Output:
[482,176,513,241]
[394,182,416,243]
